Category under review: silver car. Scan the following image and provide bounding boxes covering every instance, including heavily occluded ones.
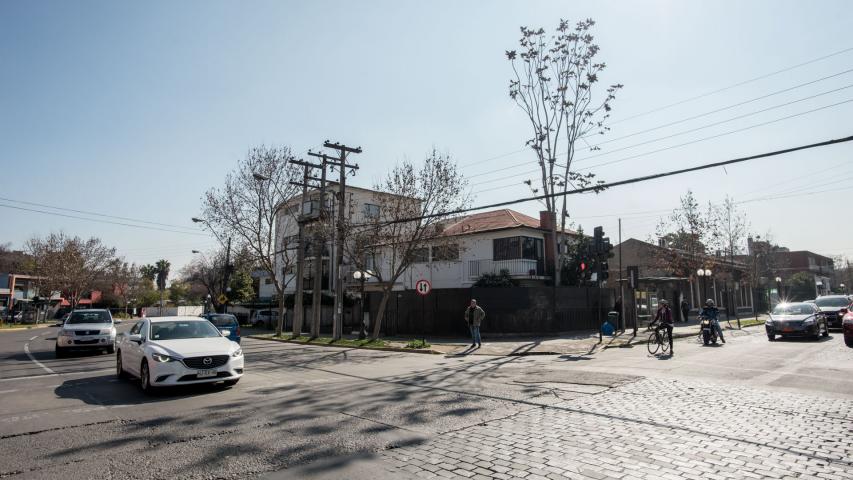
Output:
[55,309,119,357]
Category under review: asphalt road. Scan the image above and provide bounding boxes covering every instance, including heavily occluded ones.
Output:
[0,324,850,479]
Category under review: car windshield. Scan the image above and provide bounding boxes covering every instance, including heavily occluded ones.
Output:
[150,321,222,340]
[207,314,237,327]
[814,297,850,307]
[67,311,111,324]
[772,304,814,315]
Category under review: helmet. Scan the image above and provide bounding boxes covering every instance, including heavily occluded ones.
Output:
[705,299,715,306]
[659,299,668,305]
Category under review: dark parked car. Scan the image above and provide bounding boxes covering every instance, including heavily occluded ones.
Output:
[813,295,852,329]
[843,311,853,348]
[766,302,828,341]
[200,313,241,344]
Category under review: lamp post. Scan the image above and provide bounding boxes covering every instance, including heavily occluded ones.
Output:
[775,276,783,306]
[697,268,712,303]
[841,283,847,294]
[353,270,373,340]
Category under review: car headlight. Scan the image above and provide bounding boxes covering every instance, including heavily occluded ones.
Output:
[100,328,112,335]
[152,353,176,363]
[60,330,75,337]
[231,348,243,358]
[803,317,816,325]
[765,318,773,324]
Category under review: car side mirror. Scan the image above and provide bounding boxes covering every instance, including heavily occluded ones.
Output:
[128,334,142,344]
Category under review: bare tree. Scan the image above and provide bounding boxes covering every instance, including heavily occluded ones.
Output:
[345,150,469,339]
[651,190,719,279]
[25,233,119,310]
[712,196,749,323]
[181,247,254,312]
[507,19,622,282]
[199,145,301,336]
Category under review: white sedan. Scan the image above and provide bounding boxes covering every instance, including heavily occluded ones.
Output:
[116,316,244,393]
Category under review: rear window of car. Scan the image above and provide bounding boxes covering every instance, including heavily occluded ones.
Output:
[772,304,815,315]
[67,311,112,324]
[814,297,850,307]
[207,314,238,327]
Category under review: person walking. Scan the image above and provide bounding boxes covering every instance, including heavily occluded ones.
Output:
[614,296,623,331]
[680,298,690,323]
[464,299,485,348]
[653,299,674,354]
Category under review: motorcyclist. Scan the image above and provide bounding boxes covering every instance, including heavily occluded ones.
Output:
[699,299,725,344]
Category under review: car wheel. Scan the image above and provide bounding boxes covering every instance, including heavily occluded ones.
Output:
[116,352,128,379]
[55,344,65,358]
[223,379,240,387]
[845,336,853,348]
[767,334,775,342]
[140,361,153,394]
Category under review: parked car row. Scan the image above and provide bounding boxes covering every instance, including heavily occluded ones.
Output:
[766,295,853,347]
[53,309,245,393]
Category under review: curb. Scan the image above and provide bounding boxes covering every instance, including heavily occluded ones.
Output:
[0,324,54,333]
[247,335,443,355]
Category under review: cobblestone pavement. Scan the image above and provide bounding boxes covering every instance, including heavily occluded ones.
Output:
[383,377,853,479]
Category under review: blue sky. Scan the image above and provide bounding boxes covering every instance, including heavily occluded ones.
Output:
[2,0,853,272]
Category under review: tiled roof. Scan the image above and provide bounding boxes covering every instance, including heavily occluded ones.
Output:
[441,209,544,236]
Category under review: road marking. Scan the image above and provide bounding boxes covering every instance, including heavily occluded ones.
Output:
[0,389,18,394]
[24,342,55,374]
[29,335,38,341]
[0,368,113,383]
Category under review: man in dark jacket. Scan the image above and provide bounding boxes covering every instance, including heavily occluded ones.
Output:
[680,299,690,323]
[464,299,485,348]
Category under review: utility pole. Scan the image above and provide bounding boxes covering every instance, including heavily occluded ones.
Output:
[323,141,361,341]
[306,151,331,339]
[288,160,320,338]
[618,218,624,332]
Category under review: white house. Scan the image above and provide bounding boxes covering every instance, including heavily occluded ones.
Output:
[273,184,576,293]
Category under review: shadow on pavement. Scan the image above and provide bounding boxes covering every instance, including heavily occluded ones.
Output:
[54,374,234,406]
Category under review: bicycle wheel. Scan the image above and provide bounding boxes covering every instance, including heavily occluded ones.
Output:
[647,332,660,355]
[660,335,670,354]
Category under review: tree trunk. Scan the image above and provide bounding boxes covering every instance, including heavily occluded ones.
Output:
[370,289,391,340]
[275,292,285,337]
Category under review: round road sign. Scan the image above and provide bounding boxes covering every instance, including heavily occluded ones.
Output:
[415,279,432,296]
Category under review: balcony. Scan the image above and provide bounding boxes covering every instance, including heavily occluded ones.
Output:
[467,259,546,280]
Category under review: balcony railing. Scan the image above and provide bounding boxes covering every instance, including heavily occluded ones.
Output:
[468,259,544,280]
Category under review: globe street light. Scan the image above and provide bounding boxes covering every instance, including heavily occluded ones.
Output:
[353,270,374,339]
[775,276,783,306]
[697,268,712,302]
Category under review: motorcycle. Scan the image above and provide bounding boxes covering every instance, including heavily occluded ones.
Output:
[700,315,718,345]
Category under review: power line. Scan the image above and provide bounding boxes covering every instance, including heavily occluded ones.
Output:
[609,46,853,125]
[0,203,210,237]
[368,135,853,227]
[0,196,200,232]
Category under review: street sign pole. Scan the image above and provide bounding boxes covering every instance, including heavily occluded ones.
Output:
[415,279,431,346]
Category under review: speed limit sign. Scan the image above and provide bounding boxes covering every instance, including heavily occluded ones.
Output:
[415,279,432,296]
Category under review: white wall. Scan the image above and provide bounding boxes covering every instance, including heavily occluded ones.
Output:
[142,305,203,317]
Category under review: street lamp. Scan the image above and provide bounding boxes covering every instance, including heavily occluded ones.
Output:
[353,270,374,340]
[697,268,712,303]
[841,283,847,294]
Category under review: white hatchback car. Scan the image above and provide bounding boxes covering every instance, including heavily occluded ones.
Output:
[115,316,244,392]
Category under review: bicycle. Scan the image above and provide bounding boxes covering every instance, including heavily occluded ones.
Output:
[646,321,671,355]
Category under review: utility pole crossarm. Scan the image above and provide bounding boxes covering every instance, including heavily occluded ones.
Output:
[323,140,362,154]
[289,159,322,169]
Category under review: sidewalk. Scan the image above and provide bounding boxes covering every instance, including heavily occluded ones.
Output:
[387,314,768,356]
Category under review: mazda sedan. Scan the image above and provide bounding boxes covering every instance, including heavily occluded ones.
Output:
[766,302,828,341]
[116,316,244,393]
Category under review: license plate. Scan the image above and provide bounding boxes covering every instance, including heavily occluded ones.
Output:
[196,369,217,378]
[783,328,794,333]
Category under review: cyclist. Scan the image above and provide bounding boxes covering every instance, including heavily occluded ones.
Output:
[652,299,674,354]
[699,299,725,343]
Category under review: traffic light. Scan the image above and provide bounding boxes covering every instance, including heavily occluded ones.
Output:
[600,261,610,280]
[602,237,613,258]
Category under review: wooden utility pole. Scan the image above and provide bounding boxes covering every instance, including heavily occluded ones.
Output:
[288,159,320,338]
[323,140,361,341]
[306,151,330,339]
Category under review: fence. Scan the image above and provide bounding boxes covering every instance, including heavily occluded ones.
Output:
[366,286,615,336]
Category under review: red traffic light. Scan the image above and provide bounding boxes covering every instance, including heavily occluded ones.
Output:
[580,262,586,271]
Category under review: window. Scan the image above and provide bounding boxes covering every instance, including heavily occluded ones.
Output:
[364,203,380,218]
[130,321,143,335]
[410,247,429,263]
[302,199,319,216]
[264,278,272,285]
[493,237,521,260]
[432,244,459,262]
[365,253,380,272]
[493,236,542,261]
